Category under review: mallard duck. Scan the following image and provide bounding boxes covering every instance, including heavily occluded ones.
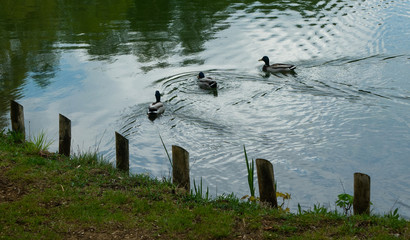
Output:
[197,72,217,90]
[148,91,164,116]
[259,56,296,72]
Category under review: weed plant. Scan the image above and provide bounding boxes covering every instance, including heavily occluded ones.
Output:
[6,129,25,143]
[336,193,354,215]
[191,177,209,202]
[25,130,54,154]
[243,145,256,202]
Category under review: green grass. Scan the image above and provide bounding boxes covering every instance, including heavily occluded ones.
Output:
[243,145,256,201]
[191,177,210,202]
[26,130,54,153]
[0,130,409,239]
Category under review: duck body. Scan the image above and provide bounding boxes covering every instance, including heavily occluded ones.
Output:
[259,56,296,72]
[197,72,217,90]
[148,102,164,115]
[148,91,165,116]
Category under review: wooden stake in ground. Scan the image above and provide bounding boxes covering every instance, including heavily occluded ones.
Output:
[115,132,129,174]
[256,158,278,208]
[10,100,25,140]
[59,114,71,156]
[353,172,371,215]
[172,145,190,191]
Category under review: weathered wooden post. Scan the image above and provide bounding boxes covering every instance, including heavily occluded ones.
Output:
[353,172,371,215]
[59,114,71,156]
[10,100,25,140]
[172,145,190,191]
[256,158,278,208]
[115,132,129,173]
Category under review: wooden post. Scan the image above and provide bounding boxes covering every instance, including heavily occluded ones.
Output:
[353,172,371,215]
[256,158,278,208]
[10,100,25,140]
[172,145,190,191]
[59,114,71,157]
[115,132,129,173]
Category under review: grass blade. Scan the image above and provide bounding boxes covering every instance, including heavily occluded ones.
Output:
[243,145,255,198]
[159,133,172,168]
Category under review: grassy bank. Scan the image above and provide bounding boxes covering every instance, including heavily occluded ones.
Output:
[0,130,408,239]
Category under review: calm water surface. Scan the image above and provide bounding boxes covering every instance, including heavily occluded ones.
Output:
[1,0,409,218]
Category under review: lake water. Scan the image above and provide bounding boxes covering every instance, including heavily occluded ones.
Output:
[1,0,409,218]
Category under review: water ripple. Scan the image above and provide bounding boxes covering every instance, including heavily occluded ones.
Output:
[109,0,410,216]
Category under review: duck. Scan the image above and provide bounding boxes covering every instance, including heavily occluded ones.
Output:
[259,56,296,72]
[148,91,165,116]
[197,72,217,90]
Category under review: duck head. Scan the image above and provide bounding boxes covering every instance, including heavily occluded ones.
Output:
[198,72,205,79]
[155,90,161,103]
[259,56,270,66]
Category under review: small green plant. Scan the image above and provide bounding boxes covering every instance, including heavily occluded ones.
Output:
[297,203,303,215]
[382,207,407,229]
[386,208,400,220]
[312,204,330,214]
[6,129,25,143]
[274,180,291,212]
[191,177,209,201]
[276,191,291,212]
[242,145,256,202]
[298,203,331,215]
[336,193,354,216]
[25,130,54,153]
[384,199,401,221]
[71,146,105,166]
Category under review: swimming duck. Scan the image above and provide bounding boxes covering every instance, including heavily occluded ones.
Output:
[148,91,164,116]
[259,56,296,72]
[197,72,217,90]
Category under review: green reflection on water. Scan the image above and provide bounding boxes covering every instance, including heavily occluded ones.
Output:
[0,0,336,129]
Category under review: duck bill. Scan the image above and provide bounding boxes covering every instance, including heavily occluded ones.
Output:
[258,59,263,61]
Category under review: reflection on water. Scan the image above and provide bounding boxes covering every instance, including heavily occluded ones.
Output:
[1,0,410,218]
